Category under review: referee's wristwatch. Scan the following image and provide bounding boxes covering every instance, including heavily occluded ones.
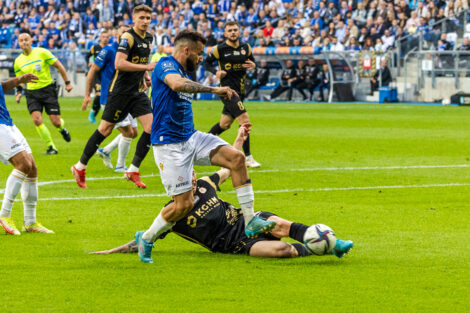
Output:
[65,80,71,85]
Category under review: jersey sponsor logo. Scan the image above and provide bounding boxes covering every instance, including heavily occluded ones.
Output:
[194,196,219,218]
[176,180,190,188]
[10,143,21,150]
[233,51,240,56]
[162,61,177,72]
[224,53,231,57]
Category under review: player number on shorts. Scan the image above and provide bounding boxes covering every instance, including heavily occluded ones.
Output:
[237,101,244,111]
[114,110,122,121]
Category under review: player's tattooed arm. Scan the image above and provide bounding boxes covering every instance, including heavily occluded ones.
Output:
[180,80,214,93]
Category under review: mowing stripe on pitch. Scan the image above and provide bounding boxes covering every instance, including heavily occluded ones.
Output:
[6,182,470,202]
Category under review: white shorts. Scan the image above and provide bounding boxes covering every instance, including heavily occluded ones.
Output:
[0,124,32,165]
[114,114,137,129]
[153,131,229,196]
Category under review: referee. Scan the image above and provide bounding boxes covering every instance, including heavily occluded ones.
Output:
[14,33,72,155]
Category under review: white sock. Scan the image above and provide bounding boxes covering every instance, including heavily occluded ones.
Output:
[21,177,38,225]
[142,213,175,242]
[0,169,26,218]
[103,134,121,155]
[75,162,86,170]
[127,164,139,173]
[116,136,132,168]
[235,183,255,225]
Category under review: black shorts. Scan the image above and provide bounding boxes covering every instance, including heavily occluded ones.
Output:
[24,83,60,115]
[221,94,247,119]
[93,74,101,95]
[102,92,152,123]
[230,211,280,255]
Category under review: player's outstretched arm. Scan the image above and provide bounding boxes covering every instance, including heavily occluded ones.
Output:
[89,240,138,254]
[52,59,73,92]
[164,74,238,99]
[1,73,38,92]
[82,64,100,110]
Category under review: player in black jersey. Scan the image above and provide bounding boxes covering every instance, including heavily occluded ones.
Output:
[85,31,109,124]
[91,128,353,258]
[203,21,261,168]
[72,4,156,189]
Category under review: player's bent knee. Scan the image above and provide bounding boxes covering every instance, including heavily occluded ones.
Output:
[220,122,231,130]
[232,150,246,169]
[174,199,194,216]
[277,242,294,258]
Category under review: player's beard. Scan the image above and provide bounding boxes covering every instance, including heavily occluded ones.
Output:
[186,58,197,73]
[227,36,239,44]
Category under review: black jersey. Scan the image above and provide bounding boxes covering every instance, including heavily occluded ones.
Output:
[168,174,248,253]
[203,41,255,95]
[86,44,103,64]
[109,27,152,95]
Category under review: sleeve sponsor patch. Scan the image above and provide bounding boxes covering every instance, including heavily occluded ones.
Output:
[118,38,129,50]
[161,61,177,72]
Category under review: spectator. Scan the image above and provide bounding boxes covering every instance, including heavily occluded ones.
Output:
[245,59,270,99]
[241,28,256,47]
[318,63,331,102]
[291,59,308,100]
[264,59,296,101]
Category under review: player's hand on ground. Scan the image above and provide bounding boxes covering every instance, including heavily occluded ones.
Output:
[65,82,73,92]
[216,70,227,80]
[242,60,256,70]
[81,95,91,111]
[146,61,157,71]
[214,86,238,100]
[19,73,38,84]
[15,93,22,103]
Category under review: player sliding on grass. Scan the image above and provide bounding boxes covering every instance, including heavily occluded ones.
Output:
[82,25,139,173]
[72,5,156,188]
[92,127,353,259]
[0,73,54,235]
[134,30,276,263]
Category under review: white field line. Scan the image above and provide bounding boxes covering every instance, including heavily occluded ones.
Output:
[6,182,470,202]
[0,163,469,194]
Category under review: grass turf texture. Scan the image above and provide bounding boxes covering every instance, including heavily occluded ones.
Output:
[1,98,469,312]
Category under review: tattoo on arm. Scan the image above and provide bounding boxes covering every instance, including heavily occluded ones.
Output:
[180,80,213,93]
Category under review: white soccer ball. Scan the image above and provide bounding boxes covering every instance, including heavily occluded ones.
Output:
[442,98,450,106]
[303,224,337,255]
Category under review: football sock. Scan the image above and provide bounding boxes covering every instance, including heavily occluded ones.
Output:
[0,169,26,217]
[57,118,65,131]
[242,133,251,156]
[92,96,101,115]
[36,124,56,149]
[130,131,150,170]
[142,214,175,242]
[289,222,309,242]
[292,243,312,257]
[116,136,132,168]
[103,134,121,155]
[208,122,226,136]
[127,164,139,173]
[235,179,255,225]
[21,177,38,225]
[80,129,106,165]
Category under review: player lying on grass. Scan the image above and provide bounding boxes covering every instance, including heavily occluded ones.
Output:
[0,73,54,234]
[91,128,353,259]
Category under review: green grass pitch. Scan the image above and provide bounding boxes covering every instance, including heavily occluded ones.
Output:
[1,98,469,312]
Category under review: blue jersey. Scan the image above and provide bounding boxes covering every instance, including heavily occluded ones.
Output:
[151,56,196,144]
[0,84,13,126]
[94,42,118,105]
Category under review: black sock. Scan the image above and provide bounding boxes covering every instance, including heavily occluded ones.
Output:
[131,131,151,168]
[92,96,101,115]
[292,243,311,257]
[289,222,309,242]
[208,122,226,136]
[243,133,251,156]
[80,130,106,165]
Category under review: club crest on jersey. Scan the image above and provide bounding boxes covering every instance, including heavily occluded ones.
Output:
[178,176,183,181]
[159,162,163,171]
[241,49,246,55]
[34,63,42,72]
[198,187,207,194]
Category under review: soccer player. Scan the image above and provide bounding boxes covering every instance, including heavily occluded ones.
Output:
[135,30,276,264]
[203,21,261,168]
[72,4,156,188]
[14,33,72,155]
[92,127,354,258]
[82,25,138,172]
[0,73,54,235]
[85,30,110,124]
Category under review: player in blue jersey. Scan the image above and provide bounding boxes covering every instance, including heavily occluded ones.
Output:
[135,30,276,263]
[82,25,138,172]
[0,73,54,235]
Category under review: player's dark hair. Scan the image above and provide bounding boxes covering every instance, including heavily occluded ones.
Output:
[174,30,207,46]
[133,4,152,15]
[224,21,239,29]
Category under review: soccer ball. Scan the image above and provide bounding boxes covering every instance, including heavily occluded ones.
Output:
[303,224,337,255]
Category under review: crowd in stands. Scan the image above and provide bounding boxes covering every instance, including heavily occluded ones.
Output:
[0,0,469,54]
